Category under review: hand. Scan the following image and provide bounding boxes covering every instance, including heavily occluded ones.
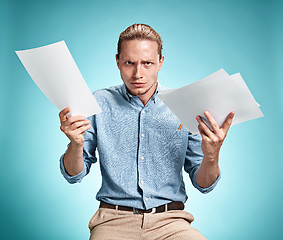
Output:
[59,107,91,146]
[196,111,235,161]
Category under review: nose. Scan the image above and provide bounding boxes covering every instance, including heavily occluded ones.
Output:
[133,64,142,79]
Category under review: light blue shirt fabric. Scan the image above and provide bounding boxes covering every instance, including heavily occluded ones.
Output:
[59,83,220,210]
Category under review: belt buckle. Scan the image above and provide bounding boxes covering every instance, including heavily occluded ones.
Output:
[150,207,156,214]
[133,207,156,214]
[133,208,141,214]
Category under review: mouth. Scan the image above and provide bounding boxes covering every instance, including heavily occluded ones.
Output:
[131,82,146,88]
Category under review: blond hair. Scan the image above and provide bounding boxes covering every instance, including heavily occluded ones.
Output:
[117,23,163,60]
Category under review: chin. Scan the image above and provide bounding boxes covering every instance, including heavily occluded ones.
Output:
[129,88,147,96]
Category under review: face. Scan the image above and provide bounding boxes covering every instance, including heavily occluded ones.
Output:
[116,40,164,104]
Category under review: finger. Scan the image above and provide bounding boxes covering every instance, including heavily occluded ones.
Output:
[196,116,215,139]
[221,111,235,133]
[59,107,71,122]
[198,123,207,136]
[204,111,221,135]
[63,115,86,126]
[198,125,210,142]
[70,119,91,131]
[75,123,91,135]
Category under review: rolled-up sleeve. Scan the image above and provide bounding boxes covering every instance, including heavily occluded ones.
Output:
[59,115,98,184]
[59,153,88,184]
[184,132,221,194]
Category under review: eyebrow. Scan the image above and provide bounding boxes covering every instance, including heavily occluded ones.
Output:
[142,60,155,62]
[123,59,156,62]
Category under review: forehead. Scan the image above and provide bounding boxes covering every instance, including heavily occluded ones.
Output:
[119,39,159,60]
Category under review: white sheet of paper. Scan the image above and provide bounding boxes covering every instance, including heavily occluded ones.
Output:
[16,40,102,117]
[158,69,263,134]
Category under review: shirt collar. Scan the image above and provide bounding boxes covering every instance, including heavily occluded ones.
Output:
[121,82,160,103]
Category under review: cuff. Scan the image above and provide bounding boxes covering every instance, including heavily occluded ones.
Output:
[59,153,87,184]
[192,170,221,194]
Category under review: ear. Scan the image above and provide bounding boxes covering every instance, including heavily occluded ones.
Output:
[158,55,165,71]
[115,54,120,70]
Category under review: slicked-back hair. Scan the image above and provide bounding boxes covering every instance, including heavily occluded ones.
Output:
[117,23,163,60]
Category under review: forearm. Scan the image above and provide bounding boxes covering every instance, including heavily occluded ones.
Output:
[195,155,220,188]
[63,141,84,176]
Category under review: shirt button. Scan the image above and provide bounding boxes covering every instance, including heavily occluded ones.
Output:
[145,198,148,202]
[141,180,144,184]
[141,134,144,137]
[141,110,145,114]
[140,156,144,160]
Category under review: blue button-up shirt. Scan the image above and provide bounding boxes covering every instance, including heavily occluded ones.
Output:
[59,83,220,210]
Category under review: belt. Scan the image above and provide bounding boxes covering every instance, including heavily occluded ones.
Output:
[99,201,184,214]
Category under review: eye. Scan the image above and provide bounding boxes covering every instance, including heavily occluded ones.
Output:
[145,62,152,66]
[125,61,133,65]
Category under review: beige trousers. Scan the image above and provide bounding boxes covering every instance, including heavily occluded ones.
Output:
[89,207,207,240]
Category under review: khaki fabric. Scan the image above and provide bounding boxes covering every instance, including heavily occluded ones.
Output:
[89,207,207,240]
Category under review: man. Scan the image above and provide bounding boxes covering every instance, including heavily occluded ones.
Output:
[59,24,235,240]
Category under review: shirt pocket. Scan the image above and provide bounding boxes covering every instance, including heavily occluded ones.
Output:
[148,123,187,157]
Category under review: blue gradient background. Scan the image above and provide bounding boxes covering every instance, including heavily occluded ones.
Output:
[1,0,282,239]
